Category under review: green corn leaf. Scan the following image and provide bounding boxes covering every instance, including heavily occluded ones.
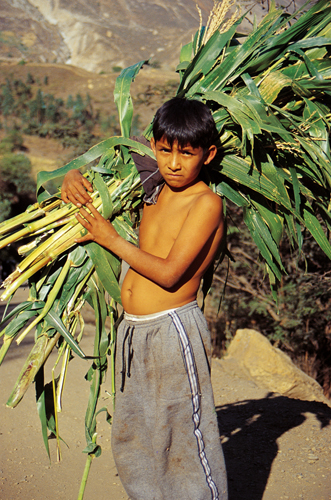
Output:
[176,60,191,73]
[251,198,284,246]
[215,155,294,212]
[84,283,109,462]
[114,60,147,137]
[112,216,137,244]
[250,209,285,268]
[35,369,51,460]
[92,172,113,220]
[1,303,45,339]
[303,98,330,156]
[243,206,284,280]
[288,166,303,253]
[196,8,283,93]
[86,242,122,303]
[215,181,249,207]
[303,202,331,259]
[296,137,331,187]
[0,300,39,329]
[44,310,87,359]
[258,71,294,103]
[177,20,241,95]
[287,47,324,81]
[179,41,193,63]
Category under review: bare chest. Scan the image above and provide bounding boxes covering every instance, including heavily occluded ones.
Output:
[139,199,190,256]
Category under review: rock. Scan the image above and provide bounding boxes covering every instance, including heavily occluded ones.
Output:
[220,328,331,407]
[1,0,310,72]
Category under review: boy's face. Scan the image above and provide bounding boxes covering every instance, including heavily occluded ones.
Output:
[151,136,217,190]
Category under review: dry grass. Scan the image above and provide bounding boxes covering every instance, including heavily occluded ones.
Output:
[197,0,241,46]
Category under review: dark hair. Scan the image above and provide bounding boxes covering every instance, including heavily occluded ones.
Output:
[152,97,218,150]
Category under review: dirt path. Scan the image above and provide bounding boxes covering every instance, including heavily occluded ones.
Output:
[1,288,331,500]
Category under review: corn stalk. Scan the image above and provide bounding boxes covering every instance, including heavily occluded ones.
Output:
[1,0,331,498]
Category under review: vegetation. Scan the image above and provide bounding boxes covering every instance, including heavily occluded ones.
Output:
[0,74,119,153]
[208,201,331,398]
[0,131,36,222]
[0,0,331,497]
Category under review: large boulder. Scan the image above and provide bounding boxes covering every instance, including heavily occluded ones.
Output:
[220,328,331,407]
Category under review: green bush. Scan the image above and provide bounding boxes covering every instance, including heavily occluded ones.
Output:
[0,75,100,149]
[0,153,36,222]
[0,153,36,196]
[0,129,24,153]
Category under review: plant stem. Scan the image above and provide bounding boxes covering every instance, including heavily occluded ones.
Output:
[0,256,52,301]
[77,435,97,500]
[0,336,14,366]
[15,257,71,344]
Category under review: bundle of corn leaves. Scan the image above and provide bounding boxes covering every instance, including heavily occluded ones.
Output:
[1,0,331,496]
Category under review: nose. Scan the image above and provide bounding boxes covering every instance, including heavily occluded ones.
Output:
[169,152,180,171]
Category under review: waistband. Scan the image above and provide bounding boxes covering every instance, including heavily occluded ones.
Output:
[123,300,198,323]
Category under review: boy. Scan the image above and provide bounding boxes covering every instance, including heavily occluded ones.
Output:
[61,97,228,500]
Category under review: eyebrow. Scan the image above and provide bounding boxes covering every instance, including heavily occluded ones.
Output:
[157,141,196,151]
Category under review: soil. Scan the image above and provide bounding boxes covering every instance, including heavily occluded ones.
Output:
[1,288,331,500]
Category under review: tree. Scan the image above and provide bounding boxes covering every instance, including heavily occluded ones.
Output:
[1,79,15,124]
[0,153,36,222]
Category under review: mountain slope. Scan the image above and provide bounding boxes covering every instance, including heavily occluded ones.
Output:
[1,0,310,72]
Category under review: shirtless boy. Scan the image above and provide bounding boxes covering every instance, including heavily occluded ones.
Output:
[61,97,228,500]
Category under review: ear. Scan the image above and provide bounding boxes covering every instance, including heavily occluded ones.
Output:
[150,137,156,156]
[203,145,217,165]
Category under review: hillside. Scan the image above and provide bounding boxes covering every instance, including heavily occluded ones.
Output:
[0,61,178,175]
[1,0,311,72]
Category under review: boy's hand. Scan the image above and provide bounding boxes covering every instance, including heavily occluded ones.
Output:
[75,202,119,248]
[61,169,93,207]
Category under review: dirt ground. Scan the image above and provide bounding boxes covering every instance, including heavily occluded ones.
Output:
[1,288,331,500]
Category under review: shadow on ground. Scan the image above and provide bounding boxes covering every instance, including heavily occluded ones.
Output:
[216,393,331,500]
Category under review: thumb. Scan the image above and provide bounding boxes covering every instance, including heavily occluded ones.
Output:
[75,234,93,244]
[75,229,94,244]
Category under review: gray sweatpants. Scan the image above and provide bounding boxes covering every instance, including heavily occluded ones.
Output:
[111,301,228,500]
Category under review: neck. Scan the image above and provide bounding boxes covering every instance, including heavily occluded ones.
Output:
[163,177,202,195]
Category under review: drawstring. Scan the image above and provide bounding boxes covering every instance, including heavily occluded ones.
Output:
[120,325,134,392]
[127,328,134,377]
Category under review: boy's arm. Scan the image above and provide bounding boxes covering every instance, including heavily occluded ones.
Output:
[75,193,224,289]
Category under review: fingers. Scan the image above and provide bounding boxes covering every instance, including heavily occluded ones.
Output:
[61,191,70,204]
[68,186,92,207]
[61,170,93,206]
[75,183,93,203]
[82,177,94,193]
[75,204,113,249]
[75,204,100,227]
[76,211,92,228]
[85,202,100,217]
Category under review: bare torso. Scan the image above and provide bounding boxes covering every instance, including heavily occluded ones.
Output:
[121,182,223,314]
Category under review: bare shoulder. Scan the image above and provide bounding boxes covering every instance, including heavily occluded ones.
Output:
[191,186,223,221]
